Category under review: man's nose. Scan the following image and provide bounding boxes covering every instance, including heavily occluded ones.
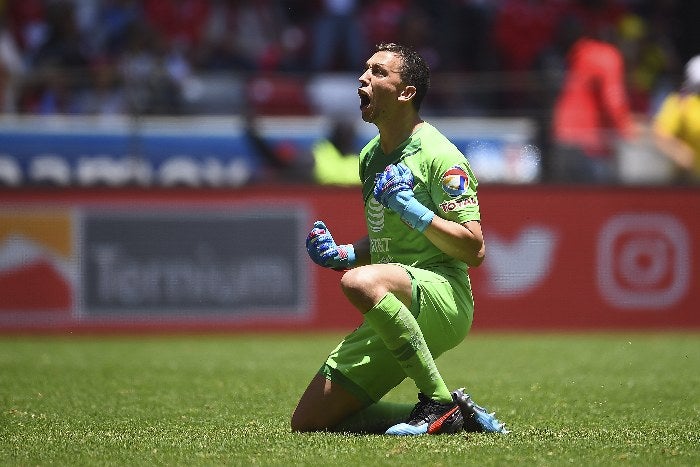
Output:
[358,69,370,84]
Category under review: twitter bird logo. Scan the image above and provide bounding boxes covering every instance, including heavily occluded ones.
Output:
[483,226,557,296]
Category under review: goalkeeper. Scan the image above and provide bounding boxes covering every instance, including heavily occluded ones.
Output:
[292,43,508,436]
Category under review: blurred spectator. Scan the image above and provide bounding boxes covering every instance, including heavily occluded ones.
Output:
[92,0,142,59]
[652,55,700,184]
[396,3,440,71]
[309,0,366,71]
[72,59,126,115]
[550,15,637,183]
[34,67,77,114]
[672,2,700,69]
[119,21,182,114]
[246,73,312,115]
[491,0,569,111]
[246,114,359,185]
[31,1,89,70]
[361,0,407,49]
[0,0,691,171]
[142,0,209,56]
[617,12,678,115]
[312,118,359,186]
[200,0,303,72]
[199,0,254,70]
[492,0,567,74]
[142,0,209,99]
[22,1,90,114]
[568,0,628,44]
[0,16,25,113]
[436,0,497,73]
[244,112,314,183]
[6,0,47,55]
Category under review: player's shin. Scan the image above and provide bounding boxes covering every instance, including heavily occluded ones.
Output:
[363,292,452,403]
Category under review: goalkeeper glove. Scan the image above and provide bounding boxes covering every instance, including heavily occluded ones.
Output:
[373,163,434,232]
[306,220,356,270]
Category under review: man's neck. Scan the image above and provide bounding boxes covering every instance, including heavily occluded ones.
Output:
[377,115,424,155]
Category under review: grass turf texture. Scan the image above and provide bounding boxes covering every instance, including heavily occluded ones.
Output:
[1,333,698,466]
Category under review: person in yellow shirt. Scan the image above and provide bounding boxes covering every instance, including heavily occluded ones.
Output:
[312,119,361,186]
[653,55,700,184]
[245,114,360,185]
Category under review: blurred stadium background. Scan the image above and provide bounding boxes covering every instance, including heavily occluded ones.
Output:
[0,0,698,333]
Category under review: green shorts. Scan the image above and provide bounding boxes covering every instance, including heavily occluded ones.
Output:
[320,264,474,404]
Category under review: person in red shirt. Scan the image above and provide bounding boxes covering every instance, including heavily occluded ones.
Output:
[551,18,635,183]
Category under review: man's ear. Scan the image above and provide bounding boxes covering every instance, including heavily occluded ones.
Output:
[398,85,417,103]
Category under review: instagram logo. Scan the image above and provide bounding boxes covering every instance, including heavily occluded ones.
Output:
[597,213,690,309]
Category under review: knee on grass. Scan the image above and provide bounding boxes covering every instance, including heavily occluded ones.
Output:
[290,411,334,433]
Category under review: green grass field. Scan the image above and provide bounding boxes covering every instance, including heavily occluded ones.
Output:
[1,332,698,466]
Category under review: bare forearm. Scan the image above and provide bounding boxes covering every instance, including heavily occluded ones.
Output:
[351,236,372,267]
[653,131,694,170]
[423,217,485,267]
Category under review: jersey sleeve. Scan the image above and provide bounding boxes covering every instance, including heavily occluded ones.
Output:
[428,154,480,224]
[653,94,682,137]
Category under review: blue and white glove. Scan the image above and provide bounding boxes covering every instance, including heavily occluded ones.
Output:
[373,163,434,232]
[306,220,356,270]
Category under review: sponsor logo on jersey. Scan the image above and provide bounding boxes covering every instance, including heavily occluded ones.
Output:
[441,165,469,197]
[439,196,478,213]
[370,237,391,253]
[366,197,384,232]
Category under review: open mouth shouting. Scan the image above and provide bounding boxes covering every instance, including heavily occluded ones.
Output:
[358,88,373,120]
[358,89,371,110]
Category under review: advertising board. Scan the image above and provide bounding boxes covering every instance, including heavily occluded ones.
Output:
[0,186,697,332]
[468,186,699,330]
[80,209,308,320]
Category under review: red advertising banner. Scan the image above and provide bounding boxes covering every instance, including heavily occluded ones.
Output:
[471,186,699,330]
[0,186,698,332]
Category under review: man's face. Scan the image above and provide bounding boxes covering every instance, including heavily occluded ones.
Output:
[357,51,406,124]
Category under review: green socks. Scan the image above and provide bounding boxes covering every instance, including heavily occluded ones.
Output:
[364,292,453,403]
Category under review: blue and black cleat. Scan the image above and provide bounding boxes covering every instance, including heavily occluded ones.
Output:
[452,388,510,434]
[385,392,464,436]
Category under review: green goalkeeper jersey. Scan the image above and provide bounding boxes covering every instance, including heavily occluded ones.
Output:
[359,122,481,277]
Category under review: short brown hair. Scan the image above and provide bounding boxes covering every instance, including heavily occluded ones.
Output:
[376,43,430,111]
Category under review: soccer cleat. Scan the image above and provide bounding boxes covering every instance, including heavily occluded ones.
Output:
[385,392,464,435]
[452,388,509,434]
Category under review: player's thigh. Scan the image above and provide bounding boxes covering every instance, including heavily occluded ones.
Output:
[321,321,407,405]
[400,265,473,357]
